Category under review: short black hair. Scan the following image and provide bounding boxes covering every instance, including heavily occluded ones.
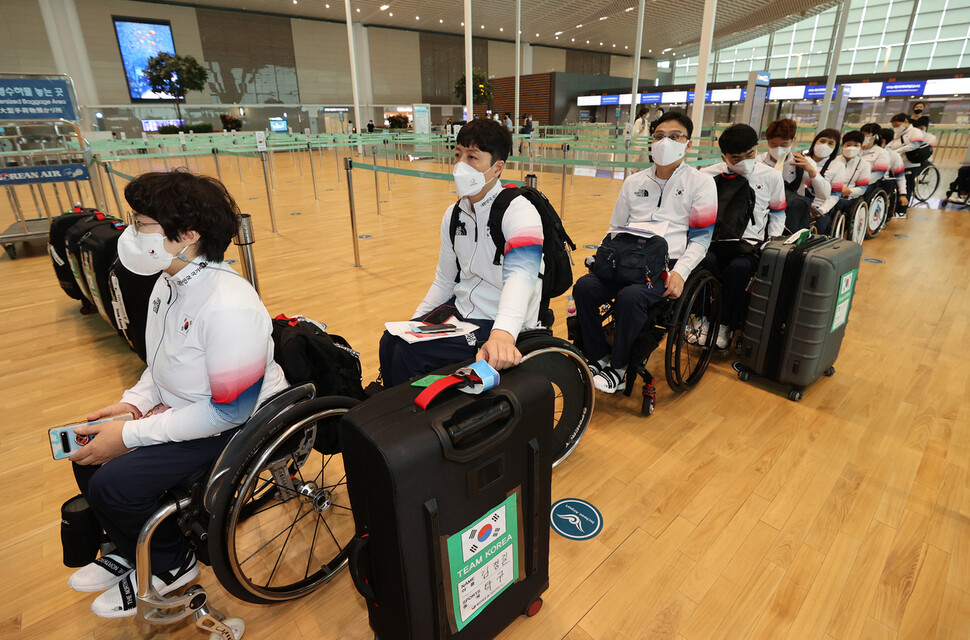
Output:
[654,111,693,138]
[842,131,865,145]
[891,113,909,124]
[879,127,895,146]
[810,128,841,156]
[717,123,758,154]
[124,169,240,263]
[860,122,882,137]
[914,116,930,128]
[456,118,512,163]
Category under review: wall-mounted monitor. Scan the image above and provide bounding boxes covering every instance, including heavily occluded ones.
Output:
[112,17,176,101]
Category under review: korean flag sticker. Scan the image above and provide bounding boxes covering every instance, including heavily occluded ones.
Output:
[178,314,194,335]
[461,504,508,562]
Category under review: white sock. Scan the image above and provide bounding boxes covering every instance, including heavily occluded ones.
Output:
[614,365,627,378]
[597,357,610,370]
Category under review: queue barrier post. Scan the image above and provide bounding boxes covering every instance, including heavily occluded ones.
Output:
[234,213,260,295]
[371,147,383,217]
[560,144,569,219]
[105,163,124,217]
[344,157,362,268]
[307,140,319,201]
[259,151,278,233]
[212,148,223,183]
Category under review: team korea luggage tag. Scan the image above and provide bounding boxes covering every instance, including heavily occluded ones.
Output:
[413,360,500,410]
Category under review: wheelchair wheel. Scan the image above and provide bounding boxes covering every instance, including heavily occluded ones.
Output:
[207,396,360,604]
[865,189,888,239]
[913,164,940,203]
[829,210,847,239]
[665,270,722,392]
[848,199,867,245]
[518,333,594,467]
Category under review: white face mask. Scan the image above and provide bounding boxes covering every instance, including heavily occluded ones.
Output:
[651,137,688,166]
[453,160,497,198]
[771,146,792,160]
[863,134,874,148]
[117,225,190,276]
[893,125,905,135]
[814,144,834,158]
[843,146,860,159]
[727,158,756,176]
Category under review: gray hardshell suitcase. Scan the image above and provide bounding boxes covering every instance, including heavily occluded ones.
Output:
[738,235,862,400]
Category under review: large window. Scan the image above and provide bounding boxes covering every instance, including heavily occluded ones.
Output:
[667,0,969,84]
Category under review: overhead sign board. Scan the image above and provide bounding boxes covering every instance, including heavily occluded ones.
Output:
[0,76,76,121]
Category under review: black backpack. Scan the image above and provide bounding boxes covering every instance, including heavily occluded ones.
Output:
[712,173,757,242]
[449,186,576,305]
[271,315,366,453]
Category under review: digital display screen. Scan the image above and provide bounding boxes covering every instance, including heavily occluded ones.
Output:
[113,18,176,101]
[269,118,288,133]
[141,118,183,132]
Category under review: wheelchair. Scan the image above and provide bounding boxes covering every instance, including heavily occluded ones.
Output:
[133,384,359,639]
[912,162,940,204]
[566,268,722,415]
[829,180,897,243]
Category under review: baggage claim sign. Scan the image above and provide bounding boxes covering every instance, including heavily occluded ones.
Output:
[445,493,520,631]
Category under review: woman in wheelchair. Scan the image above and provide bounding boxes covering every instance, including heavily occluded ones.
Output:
[829,132,873,213]
[573,112,717,394]
[68,170,288,618]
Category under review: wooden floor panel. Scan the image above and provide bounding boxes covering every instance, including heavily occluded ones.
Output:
[2,150,969,639]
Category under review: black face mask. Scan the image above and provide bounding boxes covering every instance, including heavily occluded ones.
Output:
[914,108,923,114]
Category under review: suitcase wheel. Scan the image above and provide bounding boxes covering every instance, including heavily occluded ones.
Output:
[788,388,803,402]
[738,369,751,382]
[3,243,15,259]
[525,597,543,617]
[80,304,92,315]
[824,366,835,377]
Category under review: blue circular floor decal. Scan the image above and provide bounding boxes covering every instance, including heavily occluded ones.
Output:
[358,234,372,239]
[290,211,303,216]
[863,258,885,264]
[551,499,603,540]
[584,244,600,250]
[893,234,909,238]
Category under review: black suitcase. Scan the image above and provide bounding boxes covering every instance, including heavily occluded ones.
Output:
[80,222,128,330]
[340,364,554,640]
[738,235,863,400]
[63,212,119,308]
[107,257,157,362]
[48,208,97,311]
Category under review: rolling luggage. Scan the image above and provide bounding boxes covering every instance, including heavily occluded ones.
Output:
[340,363,554,640]
[107,257,156,362]
[48,208,98,312]
[738,235,863,400]
[63,211,120,308]
[79,221,127,330]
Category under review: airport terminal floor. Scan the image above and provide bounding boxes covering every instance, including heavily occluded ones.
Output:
[2,150,970,639]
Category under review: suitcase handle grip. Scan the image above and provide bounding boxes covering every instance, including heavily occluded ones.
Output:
[445,398,513,449]
[348,536,377,604]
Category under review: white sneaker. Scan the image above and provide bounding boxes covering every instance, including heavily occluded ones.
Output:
[715,325,730,350]
[686,316,710,345]
[593,367,626,394]
[68,554,132,593]
[91,553,199,619]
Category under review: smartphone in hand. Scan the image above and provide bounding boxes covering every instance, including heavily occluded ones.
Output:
[49,413,134,460]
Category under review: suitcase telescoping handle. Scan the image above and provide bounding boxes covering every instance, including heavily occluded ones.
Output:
[348,535,377,604]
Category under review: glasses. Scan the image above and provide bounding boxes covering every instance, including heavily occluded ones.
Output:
[127,212,162,231]
[724,149,758,163]
[652,131,689,142]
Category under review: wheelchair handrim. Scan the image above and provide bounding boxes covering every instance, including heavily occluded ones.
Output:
[520,346,594,468]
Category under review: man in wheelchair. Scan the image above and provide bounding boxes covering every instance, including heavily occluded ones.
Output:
[68,171,289,618]
[700,124,787,349]
[888,113,925,217]
[378,118,544,387]
[573,112,717,393]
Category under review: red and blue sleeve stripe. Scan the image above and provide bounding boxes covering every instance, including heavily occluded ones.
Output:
[209,363,266,424]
